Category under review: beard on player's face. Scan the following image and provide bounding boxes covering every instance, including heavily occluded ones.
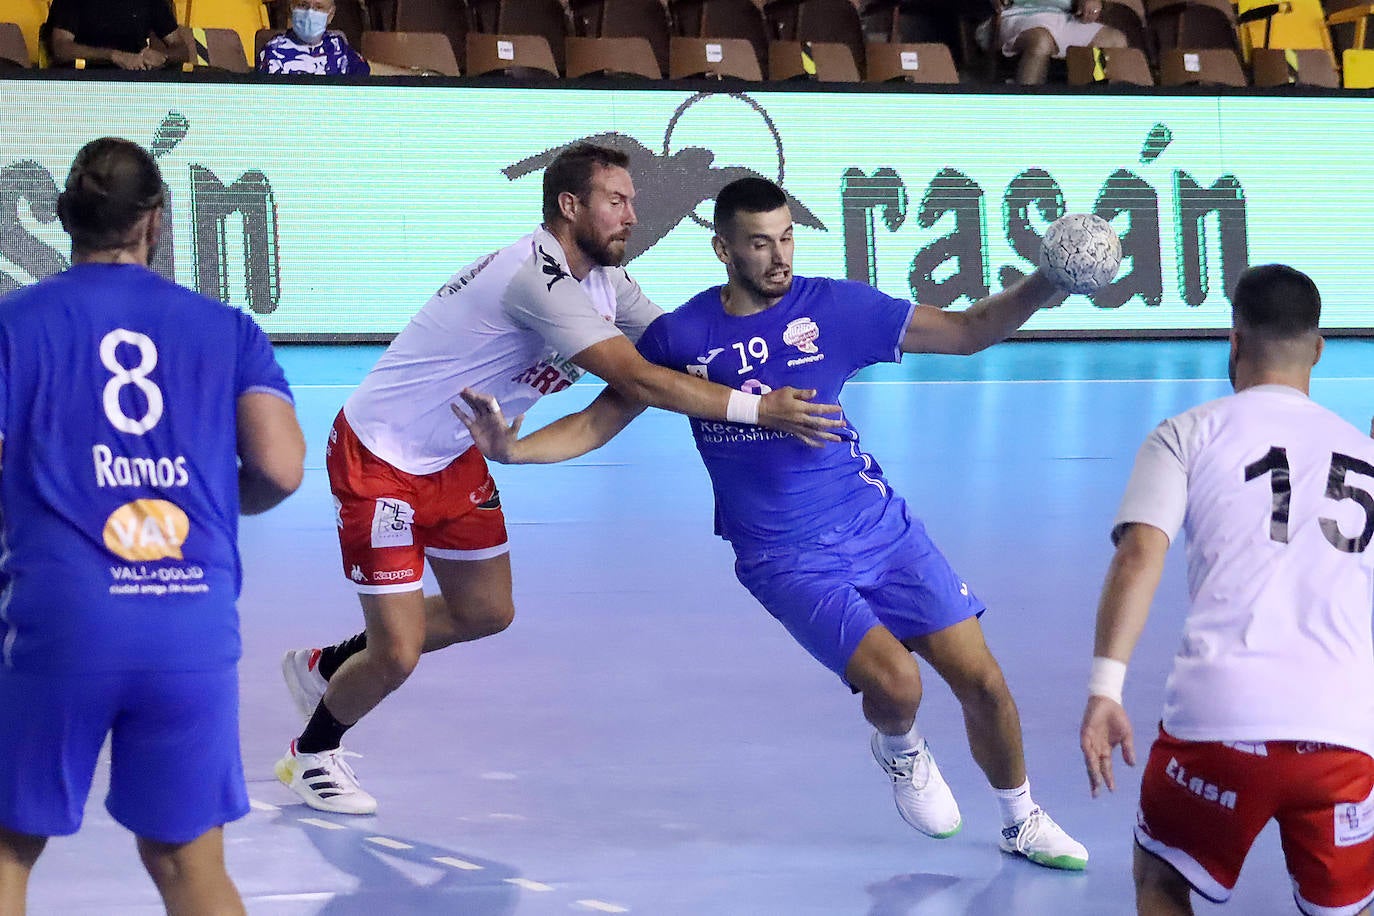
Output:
[574,218,628,268]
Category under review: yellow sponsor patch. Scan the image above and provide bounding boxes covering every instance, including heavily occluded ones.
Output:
[103,500,190,561]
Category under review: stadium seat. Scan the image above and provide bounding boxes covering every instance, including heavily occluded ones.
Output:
[392,0,468,70]
[1158,46,1247,83]
[465,31,560,76]
[767,39,858,79]
[470,0,572,72]
[392,0,467,69]
[1250,45,1338,84]
[564,34,662,76]
[864,40,957,82]
[1236,0,1333,64]
[0,22,31,67]
[568,0,671,75]
[671,0,770,74]
[764,0,866,76]
[183,25,251,69]
[1102,0,1149,55]
[178,0,271,66]
[1147,0,1241,56]
[668,34,763,77]
[1066,44,1155,84]
[8,0,48,66]
[362,29,460,72]
[1325,1,1374,86]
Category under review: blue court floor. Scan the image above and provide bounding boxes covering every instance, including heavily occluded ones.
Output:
[25,338,1374,915]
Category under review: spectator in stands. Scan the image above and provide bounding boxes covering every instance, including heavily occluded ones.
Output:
[990,0,1126,85]
[257,0,369,75]
[46,0,189,70]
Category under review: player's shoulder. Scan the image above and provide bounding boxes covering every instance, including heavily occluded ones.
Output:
[660,287,721,326]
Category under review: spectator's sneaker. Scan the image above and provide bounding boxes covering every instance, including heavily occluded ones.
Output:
[999,807,1088,870]
[274,741,378,815]
[870,733,962,838]
[282,648,327,720]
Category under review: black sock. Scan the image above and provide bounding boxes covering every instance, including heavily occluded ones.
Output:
[296,701,352,755]
[317,632,367,681]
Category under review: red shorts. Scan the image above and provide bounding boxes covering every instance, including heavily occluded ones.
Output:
[1136,726,1374,914]
[326,411,508,593]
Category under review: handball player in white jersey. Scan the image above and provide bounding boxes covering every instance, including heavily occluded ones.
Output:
[1080,264,1374,915]
[275,144,843,813]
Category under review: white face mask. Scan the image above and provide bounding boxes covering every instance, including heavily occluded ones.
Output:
[291,7,329,43]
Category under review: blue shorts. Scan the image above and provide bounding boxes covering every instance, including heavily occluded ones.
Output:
[733,495,985,687]
[0,666,249,843]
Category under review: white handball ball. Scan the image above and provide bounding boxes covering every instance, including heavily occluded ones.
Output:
[1039,213,1123,295]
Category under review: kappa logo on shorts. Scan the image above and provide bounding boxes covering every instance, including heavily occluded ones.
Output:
[350,565,366,582]
[371,498,416,549]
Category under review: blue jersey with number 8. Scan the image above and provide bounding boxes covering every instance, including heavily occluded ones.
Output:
[0,264,292,673]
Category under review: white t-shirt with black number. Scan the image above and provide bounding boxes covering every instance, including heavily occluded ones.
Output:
[344,227,662,475]
[1113,384,1374,758]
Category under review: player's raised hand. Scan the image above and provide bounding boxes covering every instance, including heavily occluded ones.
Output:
[757,387,844,447]
[1080,694,1136,798]
[451,389,524,463]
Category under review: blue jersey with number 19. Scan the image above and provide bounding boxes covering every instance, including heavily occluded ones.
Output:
[0,263,293,673]
[636,276,914,551]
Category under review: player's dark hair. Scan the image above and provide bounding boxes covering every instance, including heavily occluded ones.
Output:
[57,138,165,254]
[1231,264,1321,339]
[714,177,787,237]
[542,143,630,225]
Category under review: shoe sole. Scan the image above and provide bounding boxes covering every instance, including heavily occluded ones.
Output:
[1000,846,1088,871]
[274,757,378,816]
[281,651,324,721]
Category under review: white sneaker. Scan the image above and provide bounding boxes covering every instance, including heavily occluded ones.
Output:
[282,648,327,720]
[274,740,378,815]
[870,733,962,838]
[999,807,1088,870]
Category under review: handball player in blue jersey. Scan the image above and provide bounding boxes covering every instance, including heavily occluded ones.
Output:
[455,177,1090,869]
[0,138,305,914]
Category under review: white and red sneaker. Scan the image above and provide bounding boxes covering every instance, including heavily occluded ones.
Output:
[274,740,377,815]
[281,648,327,720]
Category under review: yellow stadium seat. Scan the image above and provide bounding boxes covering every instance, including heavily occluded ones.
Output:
[1235,0,1333,64]
[1343,47,1374,85]
[179,0,270,66]
[9,0,49,65]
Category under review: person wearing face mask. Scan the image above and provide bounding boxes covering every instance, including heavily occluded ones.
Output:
[257,0,368,75]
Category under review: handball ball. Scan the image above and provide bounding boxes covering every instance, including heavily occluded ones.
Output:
[1039,213,1123,295]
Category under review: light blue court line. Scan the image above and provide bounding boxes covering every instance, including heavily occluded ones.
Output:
[290,378,1373,389]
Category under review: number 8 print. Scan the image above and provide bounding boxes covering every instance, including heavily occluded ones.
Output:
[100,329,163,435]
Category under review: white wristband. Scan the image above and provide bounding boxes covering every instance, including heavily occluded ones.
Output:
[726,390,762,425]
[1088,657,1127,705]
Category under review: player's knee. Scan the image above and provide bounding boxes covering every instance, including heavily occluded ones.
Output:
[1017,27,1058,58]
[949,659,1011,710]
[467,597,515,638]
[1093,26,1128,49]
[136,838,217,889]
[868,661,922,715]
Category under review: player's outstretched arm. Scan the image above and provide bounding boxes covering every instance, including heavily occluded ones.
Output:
[237,392,306,515]
[901,270,1068,356]
[570,335,843,447]
[1080,522,1169,797]
[452,386,644,465]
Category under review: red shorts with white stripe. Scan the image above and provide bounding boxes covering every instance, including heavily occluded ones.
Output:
[326,411,508,594]
[1136,726,1374,915]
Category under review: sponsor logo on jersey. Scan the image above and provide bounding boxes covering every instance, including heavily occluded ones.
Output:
[371,498,415,548]
[511,357,579,395]
[1335,788,1374,848]
[740,379,772,396]
[1165,757,1238,809]
[783,316,820,354]
[437,252,498,297]
[686,364,708,379]
[372,568,414,582]
[103,499,190,561]
[93,445,190,488]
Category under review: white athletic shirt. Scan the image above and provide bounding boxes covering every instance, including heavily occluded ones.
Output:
[344,227,662,475]
[1113,384,1374,758]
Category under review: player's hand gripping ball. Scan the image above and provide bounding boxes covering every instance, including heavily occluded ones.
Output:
[1039,213,1123,295]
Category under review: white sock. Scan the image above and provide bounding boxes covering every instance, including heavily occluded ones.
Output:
[994,779,1036,827]
[877,721,924,758]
